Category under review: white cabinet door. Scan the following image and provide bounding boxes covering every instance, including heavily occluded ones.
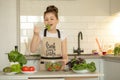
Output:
[28,78,64,80]
[86,59,104,80]
[104,60,120,80]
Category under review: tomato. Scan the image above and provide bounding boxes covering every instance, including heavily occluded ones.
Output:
[47,67,52,71]
[22,66,29,71]
[29,66,35,71]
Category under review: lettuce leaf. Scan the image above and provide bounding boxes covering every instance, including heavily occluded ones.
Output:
[11,63,21,73]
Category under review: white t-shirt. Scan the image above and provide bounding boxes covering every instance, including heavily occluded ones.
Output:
[39,29,67,41]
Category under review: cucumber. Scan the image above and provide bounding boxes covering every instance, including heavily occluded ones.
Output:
[3,67,12,73]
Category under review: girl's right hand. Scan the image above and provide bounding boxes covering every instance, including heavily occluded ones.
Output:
[34,26,40,35]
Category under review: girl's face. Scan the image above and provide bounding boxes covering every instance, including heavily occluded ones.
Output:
[44,12,58,31]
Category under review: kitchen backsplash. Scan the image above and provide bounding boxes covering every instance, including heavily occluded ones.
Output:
[20,16,117,55]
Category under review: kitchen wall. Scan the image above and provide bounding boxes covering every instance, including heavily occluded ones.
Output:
[0,0,17,71]
[20,0,117,55]
[20,16,113,55]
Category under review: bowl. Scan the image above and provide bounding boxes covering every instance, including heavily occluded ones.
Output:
[21,71,37,74]
[4,72,17,75]
[45,61,62,71]
[72,69,89,73]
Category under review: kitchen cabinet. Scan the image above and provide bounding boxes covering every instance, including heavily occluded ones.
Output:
[26,59,103,80]
[86,59,104,80]
[0,70,102,80]
[0,78,27,80]
[110,0,120,15]
[66,77,98,80]
[104,59,120,80]
[28,78,64,80]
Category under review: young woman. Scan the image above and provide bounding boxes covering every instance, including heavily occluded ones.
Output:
[30,5,68,68]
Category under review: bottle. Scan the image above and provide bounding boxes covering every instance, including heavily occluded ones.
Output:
[15,45,18,51]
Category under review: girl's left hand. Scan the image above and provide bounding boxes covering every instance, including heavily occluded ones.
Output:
[34,26,40,35]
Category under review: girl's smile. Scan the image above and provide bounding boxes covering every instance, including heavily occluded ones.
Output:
[44,12,58,32]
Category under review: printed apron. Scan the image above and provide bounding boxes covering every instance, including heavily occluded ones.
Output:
[39,29,63,70]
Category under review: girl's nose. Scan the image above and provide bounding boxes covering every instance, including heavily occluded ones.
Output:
[48,19,52,23]
[47,22,51,25]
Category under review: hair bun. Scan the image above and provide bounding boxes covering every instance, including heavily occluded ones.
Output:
[46,5,58,13]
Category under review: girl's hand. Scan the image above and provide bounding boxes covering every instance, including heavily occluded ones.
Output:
[34,26,40,35]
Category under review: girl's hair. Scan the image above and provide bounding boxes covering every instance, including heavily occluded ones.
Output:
[44,5,58,19]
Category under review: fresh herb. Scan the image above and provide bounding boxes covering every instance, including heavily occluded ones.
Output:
[45,24,51,30]
[66,57,86,69]
[67,58,96,72]
[72,62,87,70]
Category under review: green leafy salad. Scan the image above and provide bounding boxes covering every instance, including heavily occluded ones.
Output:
[66,58,96,72]
[45,62,62,71]
[45,24,51,30]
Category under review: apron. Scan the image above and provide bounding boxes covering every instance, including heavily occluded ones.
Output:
[39,29,63,71]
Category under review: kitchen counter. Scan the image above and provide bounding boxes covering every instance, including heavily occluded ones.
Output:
[0,71,103,80]
[25,54,101,60]
[25,54,120,62]
[102,55,120,62]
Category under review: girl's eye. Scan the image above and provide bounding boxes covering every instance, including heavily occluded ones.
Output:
[51,19,54,20]
[45,19,48,21]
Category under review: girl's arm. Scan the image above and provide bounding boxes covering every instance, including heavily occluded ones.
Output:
[30,26,41,53]
[61,38,68,65]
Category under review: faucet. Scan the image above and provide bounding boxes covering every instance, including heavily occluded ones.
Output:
[73,31,84,55]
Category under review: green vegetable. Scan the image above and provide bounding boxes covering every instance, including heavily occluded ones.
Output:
[45,24,51,30]
[3,67,13,73]
[8,50,19,62]
[72,62,87,70]
[17,54,27,66]
[66,57,86,69]
[114,46,120,56]
[72,60,96,72]
[11,64,21,73]
[8,46,27,67]
[71,58,77,63]
[87,62,96,72]
[3,63,21,73]
[46,62,62,71]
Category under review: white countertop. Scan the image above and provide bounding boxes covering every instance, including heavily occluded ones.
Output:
[0,71,103,79]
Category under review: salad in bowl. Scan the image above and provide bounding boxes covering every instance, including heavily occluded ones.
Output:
[45,61,62,71]
[66,58,96,73]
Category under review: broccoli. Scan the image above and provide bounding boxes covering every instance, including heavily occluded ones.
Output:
[8,46,27,67]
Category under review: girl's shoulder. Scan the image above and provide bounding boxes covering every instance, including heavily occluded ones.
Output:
[58,29,67,40]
